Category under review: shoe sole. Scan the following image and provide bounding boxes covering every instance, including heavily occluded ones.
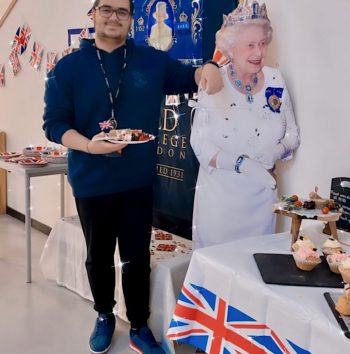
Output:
[89,343,111,354]
[129,340,143,354]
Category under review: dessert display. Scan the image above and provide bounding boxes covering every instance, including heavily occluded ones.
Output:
[273,187,343,247]
[292,235,316,252]
[322,237,344,256]
[292,246,321,271]
[339,258,350,284]
[327,253,350,274]
[335,285,350,316]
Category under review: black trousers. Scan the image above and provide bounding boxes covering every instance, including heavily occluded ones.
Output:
[75,187,152,328]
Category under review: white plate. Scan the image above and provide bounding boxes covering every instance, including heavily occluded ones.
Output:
[92,135,155,145]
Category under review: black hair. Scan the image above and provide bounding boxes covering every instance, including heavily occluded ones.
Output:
[93,0,134,14]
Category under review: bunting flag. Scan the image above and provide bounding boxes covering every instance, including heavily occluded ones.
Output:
[9,50,21,76]
[79,27,91,40]
[0,65,5,87]
[12,24,32,55]
[62,46,73,57]
[46,52,58,74]
[29,41,44,70]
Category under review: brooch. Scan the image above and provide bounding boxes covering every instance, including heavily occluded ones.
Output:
[264,87,283,113]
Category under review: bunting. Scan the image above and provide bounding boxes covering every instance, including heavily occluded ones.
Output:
[0,65,5,87]
[29,41,44,70]
[12,24,31,55]
[46,52,58,73]
[9,50,21,76]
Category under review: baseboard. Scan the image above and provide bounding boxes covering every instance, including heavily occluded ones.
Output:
[6,207,52,235]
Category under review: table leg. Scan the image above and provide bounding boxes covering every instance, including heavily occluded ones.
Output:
[290,215,302,250]
[60,174,65,218]
[328,221,339,240]
[25,174,31,283]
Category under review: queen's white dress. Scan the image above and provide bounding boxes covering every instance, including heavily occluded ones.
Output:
[191,65,300,249]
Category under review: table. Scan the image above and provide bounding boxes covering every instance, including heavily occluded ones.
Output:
[168,224,350,354]
[0,160,67,282]
[39,215,192,353]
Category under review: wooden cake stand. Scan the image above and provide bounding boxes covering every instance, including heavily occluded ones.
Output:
[273,204,342,250]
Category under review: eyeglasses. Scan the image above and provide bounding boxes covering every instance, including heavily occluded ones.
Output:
[95,5,131,20]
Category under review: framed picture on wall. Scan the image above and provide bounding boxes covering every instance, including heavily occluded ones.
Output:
[0,0,17,27]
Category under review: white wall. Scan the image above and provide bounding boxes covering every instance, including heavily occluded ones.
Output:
[1,0,350,229]
[0,0,95,226]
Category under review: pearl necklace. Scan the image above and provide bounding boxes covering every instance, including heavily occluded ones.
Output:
[228,63,258,103]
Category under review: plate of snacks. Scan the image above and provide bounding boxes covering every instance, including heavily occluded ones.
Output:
[93,129,155,144]
[18,157,48,167]
[23,146,56,157]
[40,150,67,164]
[0,152,22,159]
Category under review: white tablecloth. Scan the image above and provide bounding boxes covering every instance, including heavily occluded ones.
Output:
[40,215,192,353]
[168,224,350,353]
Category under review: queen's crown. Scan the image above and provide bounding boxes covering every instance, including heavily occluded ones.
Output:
[223,0,269,27]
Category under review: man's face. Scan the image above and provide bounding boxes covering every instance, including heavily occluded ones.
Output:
[93,0,132,42]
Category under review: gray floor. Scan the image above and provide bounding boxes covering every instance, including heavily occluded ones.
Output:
[0,214,195,354]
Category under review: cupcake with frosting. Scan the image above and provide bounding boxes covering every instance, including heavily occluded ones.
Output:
[292,246,321,271]
[336,284,350,316]
[322,237,344,256]
[339,258,350,283]
[292,235,316,252]
[326,253,350,274]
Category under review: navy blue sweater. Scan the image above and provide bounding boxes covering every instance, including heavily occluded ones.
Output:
[43,39,197,198]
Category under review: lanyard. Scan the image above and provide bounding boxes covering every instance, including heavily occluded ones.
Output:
[95,45,127,126]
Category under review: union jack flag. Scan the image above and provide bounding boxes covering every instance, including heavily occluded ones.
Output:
[0,65,5,87]
[29,41,44,70]
[62,46,73,57]
[46,52,58,74]
[99,120,114,131]
[9,50,21,76]
[168,284,310,354]
[79,27,91,40]
[12,24,31,55]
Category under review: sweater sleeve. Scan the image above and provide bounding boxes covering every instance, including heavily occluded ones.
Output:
[163,54,198,95]
[42,60,76,144]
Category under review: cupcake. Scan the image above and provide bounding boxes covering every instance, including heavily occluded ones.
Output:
[292,235,316,252]
[322,237,344,256]
[339,258,350,283]
[326,253,350,274]
[336,285,350,316]
[292,246,321,271]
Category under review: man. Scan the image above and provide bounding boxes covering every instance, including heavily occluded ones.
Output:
[43,0,222,353]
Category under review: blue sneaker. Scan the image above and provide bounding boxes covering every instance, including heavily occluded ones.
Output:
[129,326,166,354]
[89,313,116,354]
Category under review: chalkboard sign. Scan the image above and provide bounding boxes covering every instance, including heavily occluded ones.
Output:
[330,177,350,232]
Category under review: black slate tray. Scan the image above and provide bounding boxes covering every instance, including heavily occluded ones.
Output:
[253,253,343,288]
[324,292,350,339]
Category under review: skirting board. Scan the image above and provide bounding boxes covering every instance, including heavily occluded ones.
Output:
[7,207,51,235]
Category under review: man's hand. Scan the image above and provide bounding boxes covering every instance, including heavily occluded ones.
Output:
[87,132,127,155]
[196,63,224,95]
